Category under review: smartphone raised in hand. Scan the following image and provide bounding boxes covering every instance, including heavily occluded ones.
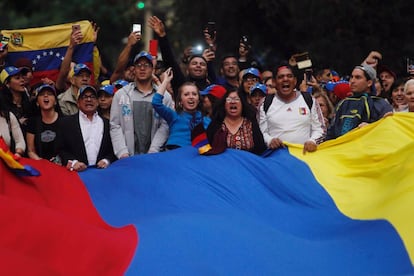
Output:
[72,24,81,33]
[305,68,313,83]
[191,44,204,55]
[406,58,414,75]
[133,24,141,34]
[205,21,216,40]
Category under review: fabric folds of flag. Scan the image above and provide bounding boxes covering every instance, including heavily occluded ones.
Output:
[191,122,212,154]
[2,20,95,86]
[0,136,39,176]
[0,113,414,274]
[0,158,137,275]
[288,112,414,265]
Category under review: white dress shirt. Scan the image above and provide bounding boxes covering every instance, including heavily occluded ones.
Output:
[79,111,103,166]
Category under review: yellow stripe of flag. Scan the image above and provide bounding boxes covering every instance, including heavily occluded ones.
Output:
[288,113,414,265]
[2,20,94,51]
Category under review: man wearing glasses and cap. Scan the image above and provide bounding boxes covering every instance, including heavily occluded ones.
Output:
[58,85,116,171]
[110,51,173,158]
[57,63,93,116]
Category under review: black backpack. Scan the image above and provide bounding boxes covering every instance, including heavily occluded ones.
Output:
[327,94,377,139]
[263,92,313,114]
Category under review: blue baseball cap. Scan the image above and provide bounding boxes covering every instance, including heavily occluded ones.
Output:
[78,85,97,96]
[0,66,23,83]
[243,67,261,79]
[249,83,267,96]
[73,63,92,76]
[98,84,115,96]
[325,81,336,92]
[133,51,153,64]
[35,84,57,97]
[113,79,129,88]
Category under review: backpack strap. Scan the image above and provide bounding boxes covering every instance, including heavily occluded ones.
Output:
[264,92,313,114]
[301,91,313,110]
[263,93,275,114]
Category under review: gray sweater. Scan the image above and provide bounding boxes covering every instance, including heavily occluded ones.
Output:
[110,82,173,157]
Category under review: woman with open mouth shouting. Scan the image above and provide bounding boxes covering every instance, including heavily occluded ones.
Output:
[152,67,211,150]
[206,88,266,155]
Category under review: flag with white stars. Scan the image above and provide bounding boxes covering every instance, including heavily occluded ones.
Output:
[2,20,95,86]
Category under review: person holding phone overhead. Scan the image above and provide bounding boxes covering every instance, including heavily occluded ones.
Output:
[148,16,217,96]
[55,22,94,93]
[109,25,142,84]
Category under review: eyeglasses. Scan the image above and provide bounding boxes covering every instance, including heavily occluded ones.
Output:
[244,77,259,83]
[80,94,97,100]
[226,97,241,103]
[135,63,153,69]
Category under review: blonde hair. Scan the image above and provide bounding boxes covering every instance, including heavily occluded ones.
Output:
[313,91,335,119]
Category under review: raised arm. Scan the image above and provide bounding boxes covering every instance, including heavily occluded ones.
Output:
[152,68,176,124]
[109,31,141,83]
[148,16,185,95]
[55,29,83,91]
[202,24,217,83]
[156,67,173,96]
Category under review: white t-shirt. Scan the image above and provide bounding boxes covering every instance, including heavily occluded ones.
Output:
[259,91,326,145]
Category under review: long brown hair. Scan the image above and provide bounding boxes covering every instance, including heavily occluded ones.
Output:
[175,82,202,113]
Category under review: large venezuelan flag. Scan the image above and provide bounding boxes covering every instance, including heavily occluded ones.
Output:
[2,21,94,86]
[0,113,413,274]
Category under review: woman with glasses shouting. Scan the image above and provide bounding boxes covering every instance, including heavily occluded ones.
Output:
[206,88,266,155]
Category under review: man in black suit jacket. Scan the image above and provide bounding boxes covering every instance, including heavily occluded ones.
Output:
[58,85,117,172]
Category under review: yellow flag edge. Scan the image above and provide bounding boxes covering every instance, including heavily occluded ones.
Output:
[288,113,414,265]
[2,20,94,51]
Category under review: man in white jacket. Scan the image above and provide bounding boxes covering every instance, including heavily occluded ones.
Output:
[110,51,173,158]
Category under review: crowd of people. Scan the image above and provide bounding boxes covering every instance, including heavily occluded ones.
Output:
[0,18,413,171]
